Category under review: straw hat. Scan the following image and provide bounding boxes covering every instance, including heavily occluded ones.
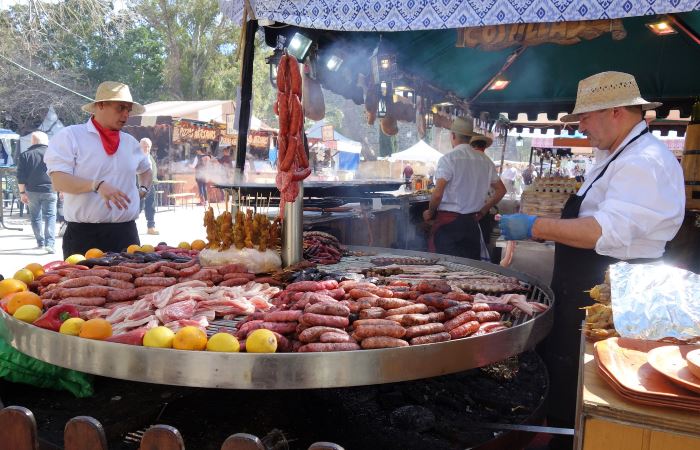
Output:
[560,71,661,122]
[82,81,145,115]
[450,117,493,147]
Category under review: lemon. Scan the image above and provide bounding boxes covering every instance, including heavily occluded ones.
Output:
[143,326,175,348]
[13,304,42,323]
[206,333,240,352]
[126,244,141,254]
[246,329,277,353]
[13,268,34,284]
[173,326,207,351]
[59,317,86,336]
[177,241,191,250]
[140,244,155,253]
[65,254,85,265]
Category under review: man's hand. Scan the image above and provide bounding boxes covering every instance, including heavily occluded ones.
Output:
[499,214,537,240]
[20,193,29,205]
[97,181,130,210]
[423,209,435,222]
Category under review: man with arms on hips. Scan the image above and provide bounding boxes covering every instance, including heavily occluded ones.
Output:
[139,137,159,235]
[499,72,685,449]
[44,81,152,258]
[17,131,57,253]
[423,117,506,259]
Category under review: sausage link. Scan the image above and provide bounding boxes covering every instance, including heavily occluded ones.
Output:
[261,322,298,335]
[106,272,133,281]
[427,312,446,323]
[365,287,394,298]
[444,310,478,331]
[359,307,386,319]
[298,326,347,343]
[39,274,63,286]
[319,332,352,343]
[237,320,264,339]
[476,311,501,323]
[445,292,473,302]
[387,314,431,327]
[300,313,349,328]
[135,286,162,296]
[223,272,256,281]
[109,266,143,275]
[67,269,110,278]
[106,289,138,302]
[168,259,197,269]
[287,280,325,292]
[376,297,413,310]
[404,322,446,339]
[304,302,350,317]
[416,293,459,310]
[298,342,360,352]
[356,297,380,309]
[339,300,360,314]
[410,332,451,346]
[58,286,110,299]
[354,324,406,339]
[134,277,177,287]
[60,297,106,306]
[349,289,378,299]
[219,277,250,287]
[216,263,247,274]
[58,276,107,288]
[264,310,303,322]
[179,264,202,276]
[385,303,429,316]
[160,266,181,277]
[471,303,491,312]
[444,303,473,319]
[448,320,480,339]
[361,337,408,349]
[351,319,397,328]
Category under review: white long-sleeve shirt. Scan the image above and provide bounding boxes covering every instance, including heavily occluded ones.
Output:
[577,121,685,260]
[44,118,150,223]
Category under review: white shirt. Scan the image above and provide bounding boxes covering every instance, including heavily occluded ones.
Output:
[501,166,517,181]
[435,144,499,214]
[45,118,150,223]
[578,121,685,260]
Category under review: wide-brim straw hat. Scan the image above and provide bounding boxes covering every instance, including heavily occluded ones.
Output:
[470,134,493,148]
[560,71,661,123]
[82,81,146,115]
[451,117,493,147]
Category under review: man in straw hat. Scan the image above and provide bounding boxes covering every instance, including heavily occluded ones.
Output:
[499,71,685,444]
[423,117,506,259]
[45,81,153,258]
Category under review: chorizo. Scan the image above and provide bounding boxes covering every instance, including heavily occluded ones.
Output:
[416,294,459,310]
[39,274,63,286]
[376,297,412,310]
[339,300,360,314]
[60,297,106,306]
[287,280,325,292]
[134,277,177,287]
[67,269,110,278]
[404,323,446,339]
[471,303,491,312]
[476,311,501,323]
[167,259,196,270]
[298,326,347,343]
[349,289,378,299]
[304,302,350,317]
[444,310,478,331]
[339,281,377,290]
[261,321,298,335]
[415,281,452,294]
[365,287,394,298]
[427,312,446,323]
[223,272,255,281]
[448,320,480,339]
[444,303,473,320]
[356,297,380,309]
[354,324,406,339]
[388,314,431,327]
[220,277,250,287]
[445,292,473,302]
[385,303,428,316]
[106,272,133,281]
[58,276,107,288]
[109,266,143,275]
[300,313,349,328]
[351,319,397,328]
[359,307,386,320]
[298,342,360,352]
[106,279,135,290]
[160,266,181,277]
[179,264,202,276]
[106,289,138,302]
[144,262,167,274]
[319,331,353,343]
[58,286,110,299]
[270,331,291,352]
[315,288,345,299]
[215,263,247,274]
[361,336,409,349]
[410,332,451,346]
[264,310,303,322]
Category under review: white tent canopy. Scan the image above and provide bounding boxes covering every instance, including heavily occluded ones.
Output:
[388,140,443,163]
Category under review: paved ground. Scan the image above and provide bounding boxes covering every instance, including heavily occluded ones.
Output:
[0,203,215,279]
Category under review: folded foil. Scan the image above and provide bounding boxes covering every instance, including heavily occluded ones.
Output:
[610,262,700,341]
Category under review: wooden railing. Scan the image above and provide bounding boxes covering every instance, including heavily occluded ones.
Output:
[0,406,344,450]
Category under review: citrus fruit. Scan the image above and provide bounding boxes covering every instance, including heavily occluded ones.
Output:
[206,333,240,352]
[140,244,155,253]
[0,279,27,299]
[172,326,207,351]
[143,326,175,348]
[59,317,86,336]
[65,254,85,265]
[24,263,45,278]
[126,244,141,254]
[191,240,206,251]
[13,304,42,323]
[177,241,191,250]
[84,248,104,259]
[246,329,277,353]
[78,318,113,340]
[13,268,34,284]
[7,291,42,315]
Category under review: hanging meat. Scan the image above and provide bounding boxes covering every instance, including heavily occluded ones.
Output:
[302,63,325,121]
[275,54,311,218]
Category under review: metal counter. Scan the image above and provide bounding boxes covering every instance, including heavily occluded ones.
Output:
[0,248,553,390]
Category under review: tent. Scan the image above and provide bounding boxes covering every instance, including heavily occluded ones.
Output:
[306,120,362,171]
[388,140,444,163]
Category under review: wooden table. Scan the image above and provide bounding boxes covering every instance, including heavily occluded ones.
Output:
[575,339,700,450]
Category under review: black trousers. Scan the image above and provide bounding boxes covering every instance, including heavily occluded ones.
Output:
[62,221,139,259]
[434,213,481,260]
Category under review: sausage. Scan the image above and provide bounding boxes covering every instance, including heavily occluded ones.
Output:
[298,326,347,343]
[312,288,345,300]
[220,277,250,287]
[109,265,143,275]
[237,320,264,339]
[339,281,378,290]
[58,286,110,299]
[304,302,350,317]
[134,277,177,287]
[38,274,63,286]
[264,310,303,322]
[60,297,106,306]
[361,337,409,349]
[349,289,378,299]
[269,331,291,352]
[410,332,451,346]
[387,314,431,327]
[416,293,459,310]
[376,297,413,310]
[404,323,446,339]
[67,269,110,278]
[143,262,167,274]
[365,287,394,298]
[253,277,284,286]
[58,276,107,288]
[167,259,197,269]
[261,322,298,335]
[444,310,478,331]
[106,279,135,290]
[385,303,429,316]
[445,292,473,302]
[471,303,491,312]
[223,272,256,281]
[481,303,515,313]
[106,272,133,281]
[298,342,360,352]
[356,297,380,309]
[339,300,360,314]
[359,307,386,319]
[354,324,406,339]
[478,322,509,333]
[300,313,349,328]
[415,281,452,294]
[106,289,138,302]
[319,331,353,343]
[448,320,480,339]
[158,266,180,277]
[135,286,162,296]
[476,311,501,323]
[444,303,473,319]
[427,312,446,323]
[351,319,397,328]
[216,263,247,274]
[179,264,202,276]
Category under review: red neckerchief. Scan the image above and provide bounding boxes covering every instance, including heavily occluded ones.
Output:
[91,117,120,155]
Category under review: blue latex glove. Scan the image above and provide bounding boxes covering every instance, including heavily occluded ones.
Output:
[499,214,537,240]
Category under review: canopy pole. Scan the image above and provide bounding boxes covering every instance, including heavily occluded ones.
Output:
[668,14,700,46]
[235,19,259,171]
[498,129,508,176]
[469,46,527,104]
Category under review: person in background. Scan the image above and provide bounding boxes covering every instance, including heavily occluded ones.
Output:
[45,81,152,258]
[402,163,414,183]
[139,138,159,235]
[17,131,57,253]
[218,147,233,167]
[423,118,506,259]
[499,72,685,449]
[522,164,536,185]
[501,163,517,196]
[192,148,211,207]
[470,135,498,248]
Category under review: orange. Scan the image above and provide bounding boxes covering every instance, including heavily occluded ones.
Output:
[85,248,104,259]
[78,318,113,340]
[172,326,207,351]
[7,291,42,315]
[126,244,141,254]
[13,269,34,285]
[24,263,45,278]
[0,279,28,299]
[191,240,206,251]
[177,241,191,250]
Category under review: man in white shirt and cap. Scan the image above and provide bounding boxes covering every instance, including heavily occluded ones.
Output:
[499,72,685,445]
[423,117,506,259]
[45,81,152,258]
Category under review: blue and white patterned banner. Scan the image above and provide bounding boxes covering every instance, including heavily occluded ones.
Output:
[220,0,700,31]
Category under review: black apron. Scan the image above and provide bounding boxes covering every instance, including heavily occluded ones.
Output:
[545,129,651,431]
